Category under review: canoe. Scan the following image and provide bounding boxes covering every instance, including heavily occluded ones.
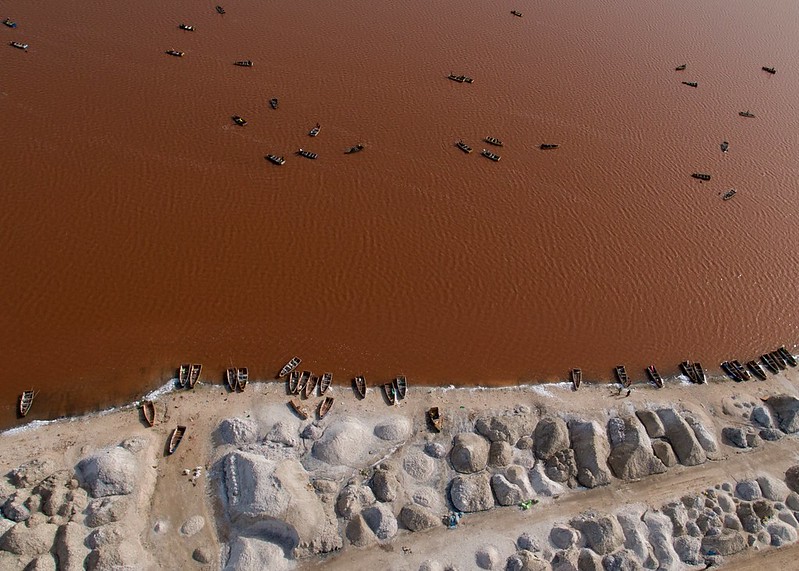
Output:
[318,396,334,419]
[540,144,559,150]
[383,383,396,405]
[691,173,711,181]
[646,365,663,388]
[721,361,739,381]
[456,140,473,154]
[309,123,321,137]
[739,111,755,118]
[675,64,687,71]
[731,360,751,380]
[233,60,253,67]
[269,98,278,109]
[771,351,787,370]
[345,144,364,154]
[178,24,195,31]
[165,50,184,57]
[761,353,779,375]
[746,360,767,381]
[682,81,698,87]
[288,370,300,394]
[679,361,697,383]
[266,154,285,165]
[778,346,797,367]
[237,367,248,391]
[484,136,503,147]
[722,189,737,201]
[427,407,443,431]
[721,141,729,153]
[570,368,582,390]
[215,5,225,14]
[693,362,706,384]
[289,399,309,420]
[511,10,523,17]
[304,375,319,399]
[614,365,630,387]
[168,425,186,454]
[279,356,301,378]
[481,149,501,161]
[232,115,247,126]
[353,376,367,399]
[178,363,190,388]
[18,389,35,417]
[297,148,318,160]
[297,371,311,395]
[141,400,156,427]
[394,375,407,400]
[188,363,201,389]
[762,66,776,74]
[319,372,333,395]
[225,368,238,391]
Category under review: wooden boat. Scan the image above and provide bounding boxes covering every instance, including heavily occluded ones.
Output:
[731,359,751,380]
[778,346,797,367]
[722,189,736,201]
[761,353,780,374]
[646,365,663,388]
[178,24,194,31]
[216,5,226,14]
[232,115,247,126]
[297,370,311,394]
[297,148,318,159]
[394,375,407,399]
[165,50,184,57]
[319,372,333,395]
[141,400,156,427]
[693,362,706,384]
[675,64,687,71]
[353,375,367,399]
[188,363,202,389]
[571,368,582,390]
[682,81,698,87]
[288,370,301,393]
[167,425,186,454]
[771,351,787,370]
[3,18,18,28]
[234,60,253,67]
[280,356,301,377]
[237,367,248,391]
[721,141,729,153]
[10,41,28,50]
[427,407,443,431]
[484,136,503,147]
[739,110,755,118]
[289,398,309,420]
[178,363,190,388]
[318,396,334,419]
[540,144,559,150]
[309,123,321,137]
[266,154,285,165]
[511,10,523,17]
[721,361,740,381]
[225,367,238,391]
[447,73,473,83]
[481,149,501,161]
[18,390,35,417]
[614,365,630,387]
[455,140,473,154]
[383,383,396,405]
[691,173,711,181]
[679,360,697,383]
[762,66,776,74]
[303,375,319,399]
[345,144,364,154]
[746,360,767,380]
[269,98,278,109]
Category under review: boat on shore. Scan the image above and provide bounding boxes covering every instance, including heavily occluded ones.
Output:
[383,383,396,405]
[318,396,334,419]
[614,365,630,387]
[225,368,237,391]
[746,360,767,380]
[167,425,186,454]
[682,81,698,87]
[269,98,278,109]
[3,18,17,28]
[165,50,184,57]
[762,66,776,74]
[215,5,225,14]
[303,375,319,399]
[692,173,711,181]
[680,361,697,383]
[266,154,285,165]
[232,115,247,126]
[289,399,309,420]
[427,407,443,431]
[353,376,367,399]
[646,365,664,388]
[693,362,706,384]
[18,390,35,417]
[188,363,201,389]
[178,363,190,388]
[771,351,787,370]
[761,353,779,374]
[721,141,729,153]
[731,360,751,381]
[297,371,311,395]
[279,356,301,378]
[234,60,253,67]
[540,144,559,150]
[141,400,156,427]
[739,110,755,118]
[297,148,318,160]
[178,24,194,31]
[345,144,364,154]
[675,64,687,71]
[447,73,473,83]
[288,371,300,393]
[484,136,503,147]
[456,140,473,154]
[481,149,500,161]
[571,368,582,390]
[237,367,248,391]
[721,361,740,381]
[319,372,333,395]
[778,346,797,367]
[309,123,320,137]
[394,375,407,399]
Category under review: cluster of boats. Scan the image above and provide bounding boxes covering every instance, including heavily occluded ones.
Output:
[455,139,559,158]
[178,363,203,389]
[225,367,249,392]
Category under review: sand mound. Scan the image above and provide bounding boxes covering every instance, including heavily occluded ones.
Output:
[374,416,412,441]
[215,418,259,446]
[312,417,371,467]
[75,446,137,498]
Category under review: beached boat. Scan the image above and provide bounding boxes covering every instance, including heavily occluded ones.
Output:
[691,173,711,181]
[141,400,156,427]
[739,110,755,118]
[427,407,443,431]
[540,144,559,150]
[481,149,501,162]
[771,351,787,370]
[234,60,253,67]
[215,5,225,14]
[747,360,767,380]
[722,189,736,201]
[165,50,184,57]
[731,360,751,380]
[237,367,248,391]
[225,368,237,391]
[319,372,333,395]
[680,361,697,383]
[232,115,247,126]
[3,18,17,28]
[778,346,796,367]
[309,123,321,137]
[178,24,194,31]
[762,66,776,74]
[269,98,278,109]
[353,375,367,399]
[484,136,503,147]
[761,353,779,375]
[178,363,190,388]
[345,144,364,154]
[721,141,729,153]
[721,361,740,381]
[693,362,706,384]
[614,365,630,387]
[297,148,318,160]
[297,371,311,394]
[511,10,523,17]
[266,154,285,165]
[318,396,334,419]
[571,368,582,390]
[675,64,687,71]
[682,81,698,87]
[383,383,396,405]
[10,41,28,50]
[304,375,319,399]
[289,398,309,420]
[280,356,301,378]
[394,375,407,399]
[288,370,300,393]
[168,425,186,454]
[188,363,201,389]
[18,390,35,417]
[456,140,473,154]
[646,365,664,388]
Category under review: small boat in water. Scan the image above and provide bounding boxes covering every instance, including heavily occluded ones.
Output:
[511,10,523,17]
[304,375,319,399]
[234,60,253,67]
[481,149,501,161]
[447,73,473,83]
[778,346,797,367]
[456,140,473,154]
[345,144,364,154]
[290,398,309,419]
[9,41,28,50]
[309,123,321,137]
[232,115,247,126]
[297,370,311,394]
[3,18,17,28]
[646,365,663,388]
[484,136,503,147]
[540,144,559,150]
[188,363,202,389]
[178,24,194,31]
[675,64,687,71]
[353,375,367,399]
[682,81,698,87]
[614,365,630,387]
[761,353,780,374]
[762,66,776,74]
[721,141,729,153]
[18,390,35,417]
[722,189,736,201]
[383,383,396,405]
[571,368,582,390]
[394,375,407,399]
[269,98,278,109]
[692,173,711,181]
[266,154,286,165]
[168,425,186,454]
[297,148,318,160]
[318,396,334,419]
[178,363,190,388]
[216,6,226,14]
[165,49,184,57]
[279,356,301,378]
[427,407,443,431]
[226,368,238,391]
[319,372,333,395]
[693,362,706,384]
[747,360,767,380]
[141,400,156,426]
[288,370,301,393]
[739,110,755,118]
[237,367,248,391]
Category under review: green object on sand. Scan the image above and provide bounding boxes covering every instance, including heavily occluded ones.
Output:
[518,499,538,510]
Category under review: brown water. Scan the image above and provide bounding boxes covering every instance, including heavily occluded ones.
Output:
[2,0,798,429]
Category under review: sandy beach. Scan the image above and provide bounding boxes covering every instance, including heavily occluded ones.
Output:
[2,369,799,569]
